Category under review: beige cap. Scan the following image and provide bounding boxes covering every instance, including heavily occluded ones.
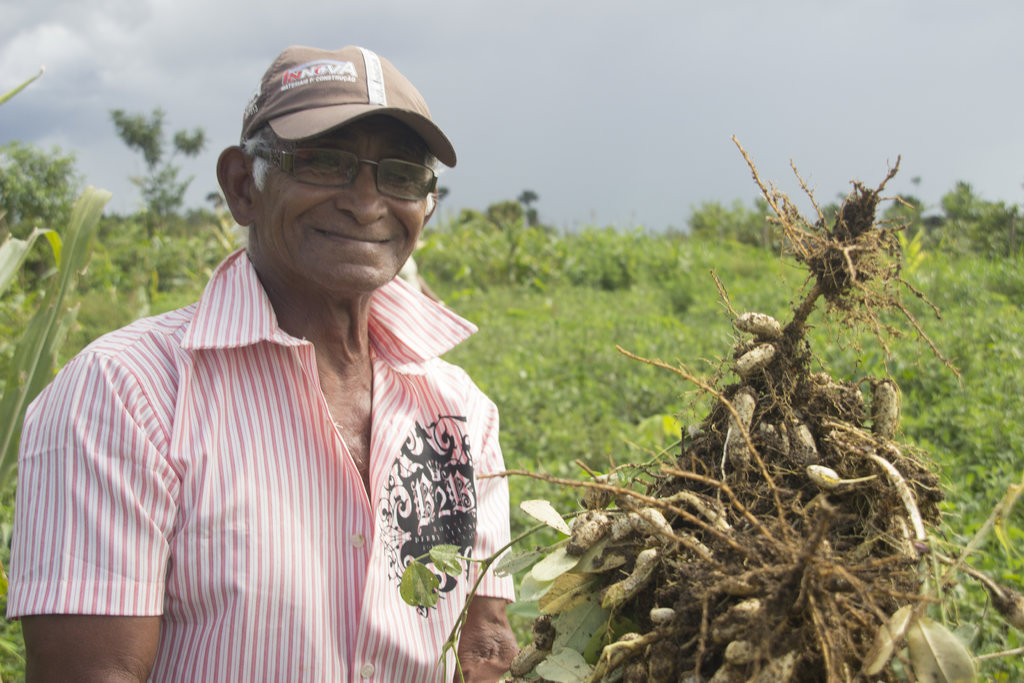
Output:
[241,45,456,166]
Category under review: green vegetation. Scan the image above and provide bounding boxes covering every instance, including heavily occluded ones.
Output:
[1,113,1021,678]
[110,107,206,223]
[419,200,1024,679]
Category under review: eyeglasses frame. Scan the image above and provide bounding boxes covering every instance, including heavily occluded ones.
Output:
[252,147,437,201]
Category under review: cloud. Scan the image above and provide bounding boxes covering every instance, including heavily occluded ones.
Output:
[2,0,1022,226]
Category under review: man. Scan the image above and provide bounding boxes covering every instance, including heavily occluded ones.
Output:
[8,45,518,682]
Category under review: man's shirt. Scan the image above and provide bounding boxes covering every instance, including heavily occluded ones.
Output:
[8,249,515,681]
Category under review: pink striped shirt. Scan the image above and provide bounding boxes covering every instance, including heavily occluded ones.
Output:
[8,249,515,681]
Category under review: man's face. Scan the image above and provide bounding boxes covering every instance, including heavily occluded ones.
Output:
[246,116,432,303]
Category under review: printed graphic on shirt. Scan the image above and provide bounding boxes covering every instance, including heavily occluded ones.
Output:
[379,415,478,613]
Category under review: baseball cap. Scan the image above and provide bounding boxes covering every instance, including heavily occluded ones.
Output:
[241,45,456,167]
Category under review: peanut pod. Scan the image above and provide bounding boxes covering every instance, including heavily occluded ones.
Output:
[602,547,660,609]
[725,388,756,469]
[735,343,776,377]
[734,311,783,339]
[870,378,900,439]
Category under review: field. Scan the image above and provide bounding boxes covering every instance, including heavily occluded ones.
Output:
[1,190,1022,680]
[417,216,1024,680]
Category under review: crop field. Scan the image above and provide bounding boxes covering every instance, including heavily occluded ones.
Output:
[1,170,1022,679]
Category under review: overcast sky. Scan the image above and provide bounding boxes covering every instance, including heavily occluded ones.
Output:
[2,0,1022,232]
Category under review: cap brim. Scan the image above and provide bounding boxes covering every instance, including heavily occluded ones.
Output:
[268,104,457,167]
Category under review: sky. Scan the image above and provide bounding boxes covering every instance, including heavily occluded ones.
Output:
[2,0,1022,233]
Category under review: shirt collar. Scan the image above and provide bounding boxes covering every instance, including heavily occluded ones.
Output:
[181,249,477,371]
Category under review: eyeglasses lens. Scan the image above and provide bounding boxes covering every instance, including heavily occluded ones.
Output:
[283,149,434,200]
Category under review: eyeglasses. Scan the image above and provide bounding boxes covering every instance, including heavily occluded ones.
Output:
[254,147,437,201]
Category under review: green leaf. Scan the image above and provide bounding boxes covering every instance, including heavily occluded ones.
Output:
[862,605,913,676]
[573,536,627,574]
[906,616,976,683]
[553,596,609,655]
[518,571,554,603]
[506,600,541,620]
[520,499,572,535]
[535,647,593,682]
[584,614,641,663]
[0,187,110,489]
[539,573,596,615]
[0,66,44,106]
[494,548,544,577]
[0,232,40,295]
[400,561,440,608]
[429,544,463,576]
[530,546,579,582]
[0,228,57,295]
[41,228,62,266]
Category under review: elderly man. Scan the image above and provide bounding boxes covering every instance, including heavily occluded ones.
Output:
[8,45,518,682]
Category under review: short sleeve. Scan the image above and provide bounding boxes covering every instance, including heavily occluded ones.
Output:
[6,351,180,618]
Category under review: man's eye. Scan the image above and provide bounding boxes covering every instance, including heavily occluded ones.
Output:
[308,151,340,168]
[386,167,416,183]
[295,150,352,172]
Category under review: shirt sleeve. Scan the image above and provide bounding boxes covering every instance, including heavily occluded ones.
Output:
[467,389,516,603]
[6,350,180,618]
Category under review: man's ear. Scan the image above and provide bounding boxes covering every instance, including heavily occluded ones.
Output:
[423,190,438,224]
[217,146,258,226]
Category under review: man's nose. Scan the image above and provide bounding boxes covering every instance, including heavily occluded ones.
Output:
[339,162,386,223]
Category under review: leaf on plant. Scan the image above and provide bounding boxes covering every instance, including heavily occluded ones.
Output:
[539,572,596,615]
[585,614,640,663]
[506,600,541,620]
[862,604,913,676]
[400,561,440,608]
[494,548,544,577]
[518,571,555,603]
[41,228,61,266]
[906,616,976,683]
[0,230,45,295]
[429,544,462,576]
[660,414,683,439]
[0,187,110,490]
[535,647,593,683]
[530,546,580,582]
[553,596,609,656]
[0,66,44,107]
[520,499,572,535]
[573,536,628,574]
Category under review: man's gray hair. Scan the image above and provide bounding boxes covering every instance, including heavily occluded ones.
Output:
[241,126,279,191]
[241,123,441,192]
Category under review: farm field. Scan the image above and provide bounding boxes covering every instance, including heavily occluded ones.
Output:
[418,220,1024,680]
[1,193,1022,680]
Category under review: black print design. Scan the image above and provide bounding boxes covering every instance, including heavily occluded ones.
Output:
[380,415,477,612]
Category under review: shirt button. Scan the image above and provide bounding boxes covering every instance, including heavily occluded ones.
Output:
[360,663,374,678]
[351,533,365,548]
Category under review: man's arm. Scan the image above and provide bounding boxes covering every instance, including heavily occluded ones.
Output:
[22,614,161,683]
[454,596,519,683]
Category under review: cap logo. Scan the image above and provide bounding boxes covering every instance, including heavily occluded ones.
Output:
[281,59,358,91]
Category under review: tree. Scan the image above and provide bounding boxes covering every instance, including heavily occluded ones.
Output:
[688,198,775,248]
[487,200,524,229]
[0,141,82,237]
[110,107,206,223]
[518,189,539,227]
[938,181,1021,257]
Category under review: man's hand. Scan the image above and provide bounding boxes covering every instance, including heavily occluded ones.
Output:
[454,596,518,683]
[22,614,160,683]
